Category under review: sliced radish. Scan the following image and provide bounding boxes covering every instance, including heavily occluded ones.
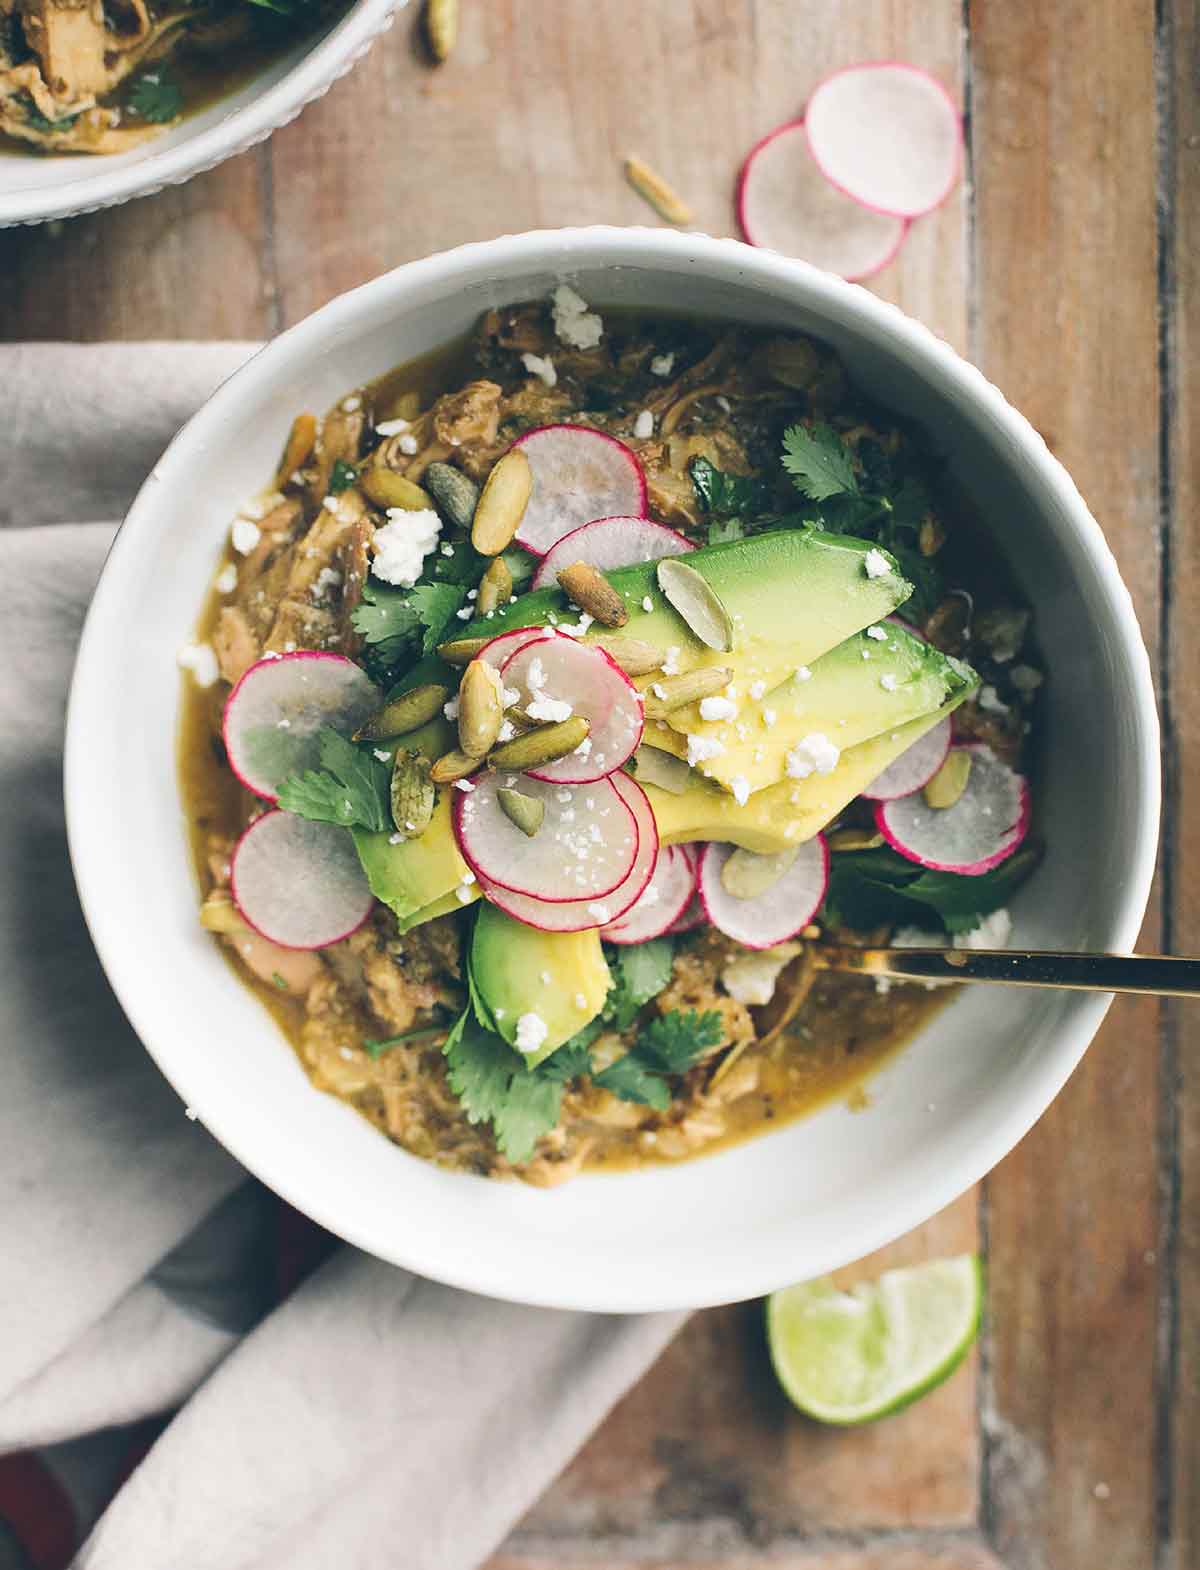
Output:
[501,635,644,783]
[666,894,707,935]
[602,845,696,944]
[454,771,638,902]
[875,744,1030,875]
[479,771,659,932]
[476,625,562,672]
[736,119,907,282]
[223,652,380,803]
[531,515,693,591]
[860,716,952,802]
[804,63,963,219]
[230,810,374,950]
[512,425,647,556]
[698,837,829,950]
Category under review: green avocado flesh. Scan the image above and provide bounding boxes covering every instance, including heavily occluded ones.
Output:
[470,902,611,1063]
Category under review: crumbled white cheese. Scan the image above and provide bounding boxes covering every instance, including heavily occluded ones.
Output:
[978,684,1011,716]
[954,908,1013,949]
[443,698,460,720]
[795,665,812,682]
[441,543,455,557]
[371,509,442,587]
[455,883,475,904]
[749,680,766,701]
[341,395,362,413]
[388,832,404,845]
[587,902,611,923]
[641,595,654,613]
[399,433,420,455]
[633,409,654,439]
[880,673,898,692]
[574,993,587,1010]
[864,548,891,579]
[540,970,552,985]
[237,491,281,522]
[214,563,238,594]
[573,736,593,757]
[313,566,342,601]
[552,284,604,349]
[762,707,778,728]
[649,352,675,377]
[729,775,751,806]
[453,778,475,792]
[527,695,573,723]
[375,417,410,437]
[373,748,391,763]
[558,611,595,638]
[231,518,261,555]
[785,732,841,779]
[496,720,517,743]
[662,646,681,676]
[521,352,558,387]
[721,943,801,1006]
[687,734,725,767]
[866,625,887,641]
[455,606,473,620]
[1011,664,1044,695]
[177,643,219,687]
[461,868,477,885]
[699,695,738,723]
[322,496,341,515]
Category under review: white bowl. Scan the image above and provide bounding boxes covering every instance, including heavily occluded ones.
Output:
[0,0,400,228]
[65,229,1160,1312]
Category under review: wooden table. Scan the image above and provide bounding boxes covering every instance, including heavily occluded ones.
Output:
[3,3,1192,1566]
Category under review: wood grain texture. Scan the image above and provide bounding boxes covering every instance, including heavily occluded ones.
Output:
[489,1538,1008,1570]
[969,3,1163,1569]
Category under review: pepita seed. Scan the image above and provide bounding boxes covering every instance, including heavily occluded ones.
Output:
[594,635,663,676]
[918,516,947,557]
[720,846,799,900]
[556,561,629,628]
[361,466,433,511]
[656,558,734,652]
[430,748,479,784]
[826,827,886,852]
[472,448,533,555]
[631,745,692,795]
[425,0,457,61]
[763,336,821,390]
[488,716,590,771]
[437,635,492,667]
[458,660,504,758]
[390,750,436,838]
[623,153,694,224]
[642,665,734,719]
[477,555,513,615]
[424,461,480,530]
[276,412,317,488]
[497,787,545,837]
[923,749,972,809]
[355,683,451,741]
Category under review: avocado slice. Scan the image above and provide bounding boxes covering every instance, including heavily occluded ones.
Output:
[395,886,478,934]
[642,696,969,854]
[470,902,611,1065]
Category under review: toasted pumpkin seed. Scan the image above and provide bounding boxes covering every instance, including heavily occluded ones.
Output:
[425,0,457,61]
[497,787,545,837]
[919,516,946,557]
[477,556,513,615]
[437,635,492,666]
[623,153,694,224]
[276,412,317,488]
[361,466,433,511]
[826,827,886,852]
[458,659,504,758]
[763,336,821,390]
[642,665,733,719]
[594,635,663,676]
[656,558,734,652]
[923,749,972,809]
[489,716,590,770]
[430,748,479,784]
[556,561,629,628]
[424,461,480,530]
[720,846,799,900]
[472,448,533,555]
[924,591,972,654]
[355,683,451,741]
[631,745,692,795]
[390,750,436,838]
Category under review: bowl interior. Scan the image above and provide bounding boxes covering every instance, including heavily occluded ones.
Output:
[65,233,1159,1311]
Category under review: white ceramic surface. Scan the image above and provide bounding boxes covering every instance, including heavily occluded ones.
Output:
[65,229,1161,1313]
[0,0,400,228]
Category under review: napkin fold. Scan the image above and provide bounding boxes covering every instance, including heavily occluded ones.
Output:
[0,346,684,1570]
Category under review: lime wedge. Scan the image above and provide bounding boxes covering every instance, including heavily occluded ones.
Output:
[766,1254,982,1425]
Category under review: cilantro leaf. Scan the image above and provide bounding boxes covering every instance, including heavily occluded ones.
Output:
[594,1008,724,1106]
[351,581,421,656]
[276,727,391,832]
[889,544,944,626]
[127,72,183,124]
[329,459,357,494]
[408,582,468,654]
[20,92,78,132]
[593,1054,671,1109]
[537,1029,601,1082]
[602,937,676,1030]
[822,844,1041,936]
[782,423,860,502]
[690,457,769,519]
[443,1011,565,1163]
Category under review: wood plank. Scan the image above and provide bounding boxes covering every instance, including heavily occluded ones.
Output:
[968,3,1163,1568]
[490,1538,1007,1570]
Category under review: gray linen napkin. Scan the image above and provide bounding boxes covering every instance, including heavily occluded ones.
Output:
[0,346,684,1569]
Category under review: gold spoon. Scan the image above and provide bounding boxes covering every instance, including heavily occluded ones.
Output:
[816,945,1200,998]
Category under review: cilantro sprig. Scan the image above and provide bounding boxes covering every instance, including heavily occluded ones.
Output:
[442,1009,567,1163]
[276,727,391,832]
[823,843,1041,937]
[351,579,467,663]
[127,71,183,124]
[329,458,357,494]
[594,1010,726,1109]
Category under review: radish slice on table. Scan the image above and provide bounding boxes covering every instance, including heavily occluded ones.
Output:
[223,652,380,802]
[875,744,1030,875]
[602,845,696,944]
[230,810,374,950]
[860,716,952,802]
[454,772,638,902]
[736,119,907,281]
[803,63,963,219]
[531,515,693,591]
[698,837,829,950]
[500,635,644,783]
[479,770,659,932]
[512,425,647,556]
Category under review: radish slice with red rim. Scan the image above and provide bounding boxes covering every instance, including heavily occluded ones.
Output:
[476,625,562,672]
[454,772,638,902]
[698,837,829,950]
[803,63,963,220]
[512,425,647,556]
[500,636,644,783]
[860,715,952,802]
[666,893,707,935]
[531,515,693,591]
[602,845,696,944]
[230,810,374,950]
[874,744,1030,875]
[736,119,907,281]
[223,651,380,803]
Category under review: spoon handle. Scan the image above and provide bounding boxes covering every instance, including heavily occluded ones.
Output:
[817,946,1200,999]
